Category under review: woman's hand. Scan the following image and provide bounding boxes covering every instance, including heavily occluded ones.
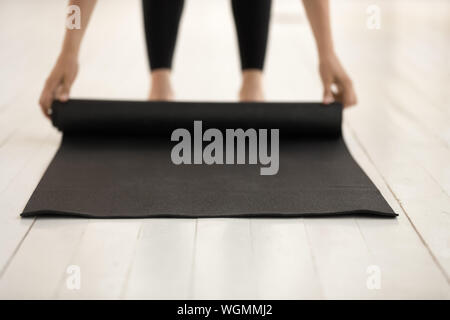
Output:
[319,54,357,108]
[39,53,78,118]
[38,0,98,118]
[301,0,357,108]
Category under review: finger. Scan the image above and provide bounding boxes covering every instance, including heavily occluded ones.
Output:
[323,88,334,105]
[39,91,50,116]
[54,84,67,102]
[39,97,51,119]
[39,77,56,108]
[39,77,59,118]
[322,80,334,105]
[342,81,357,108]
[332,90,342,103]
[56,77,73,102]
[332,81,353,108]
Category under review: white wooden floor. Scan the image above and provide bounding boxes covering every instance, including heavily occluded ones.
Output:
[0,0,449,299]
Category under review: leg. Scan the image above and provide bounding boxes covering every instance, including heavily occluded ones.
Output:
[142,0,184,100]
[231,0,272,101]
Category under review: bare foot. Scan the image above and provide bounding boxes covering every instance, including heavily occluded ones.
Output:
[239,69,265,102]
[148,69,174,101]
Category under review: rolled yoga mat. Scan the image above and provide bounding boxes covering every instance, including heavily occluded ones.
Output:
[21,99,396,218]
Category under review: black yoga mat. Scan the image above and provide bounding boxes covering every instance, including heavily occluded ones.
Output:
[22,99,396,218]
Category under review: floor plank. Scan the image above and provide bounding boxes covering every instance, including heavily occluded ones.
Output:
[250,219,323,299]
[0,218,87,299]
[123,219,197,299]
[192,219,255,299]
[56,220,142,299]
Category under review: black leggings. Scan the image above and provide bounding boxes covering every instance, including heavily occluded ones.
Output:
[143,0,272,71]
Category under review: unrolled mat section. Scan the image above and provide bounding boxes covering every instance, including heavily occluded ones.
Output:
[21,99,396,218]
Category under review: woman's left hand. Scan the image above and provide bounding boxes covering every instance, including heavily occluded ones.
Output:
[319,54,357,108]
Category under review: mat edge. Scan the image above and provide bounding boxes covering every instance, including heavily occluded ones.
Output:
[21,209,398,219]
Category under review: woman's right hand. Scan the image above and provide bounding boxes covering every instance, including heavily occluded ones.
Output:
[39,53,78,118]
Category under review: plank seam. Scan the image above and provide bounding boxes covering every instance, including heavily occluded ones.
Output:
[346,123,449,283]
[302,221,325,299]
[0,217,36,279]
[119,221,144,299]
[188,219,199,299]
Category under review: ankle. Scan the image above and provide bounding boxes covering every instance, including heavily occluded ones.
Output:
[151,68,171,81]
[242,69,263,86]
[239,69,264,102]
[149,69,174,101]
